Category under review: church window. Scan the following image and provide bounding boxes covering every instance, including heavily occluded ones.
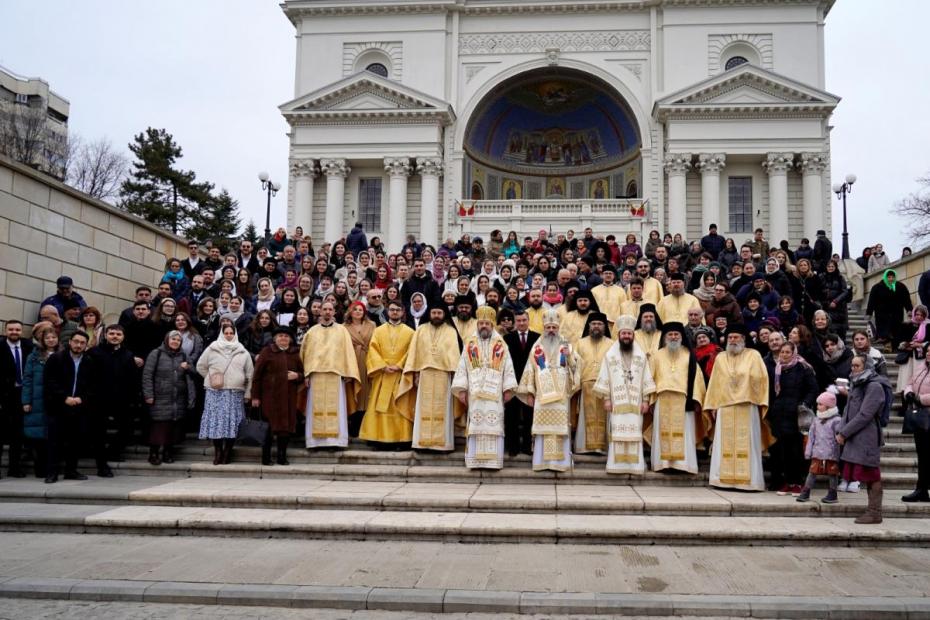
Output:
[358,178,382,231]
[365,63,389,77]
[728,176,753,233]
[725,56,749,71]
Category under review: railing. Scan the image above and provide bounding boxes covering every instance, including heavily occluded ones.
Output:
[467,199,647,218]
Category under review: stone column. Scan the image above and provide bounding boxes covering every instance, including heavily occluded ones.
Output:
[763,152,793,245]
[697,153,726,233]
[417,157,443,249]
[384,157,412,251]
[799,152,829,239]
[321,158,350,244]
[663,153,692,237]
[289,159,316,237]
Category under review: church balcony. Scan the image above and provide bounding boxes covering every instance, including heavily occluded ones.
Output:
[457,198,649,238]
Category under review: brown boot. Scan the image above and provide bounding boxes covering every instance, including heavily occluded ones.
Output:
[212,440,222,466]
[854,481,883,524]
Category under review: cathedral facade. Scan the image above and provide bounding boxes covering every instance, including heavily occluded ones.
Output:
[280,0,838,249]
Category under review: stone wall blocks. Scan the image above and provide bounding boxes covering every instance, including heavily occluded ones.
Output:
[0,243,27,274]
[0,166,12,193]
[107,216,134,241]
[67,266,93,291]
[105,255,132,280]
[11,173,50,207]
[0,271,5,295]
[133,225,157,250]
[5,273,45,301]
[29,207,64,237]
[26,253,63,282]
[80,204,109,230]
[0,193,32,225]
[77,246,108,272]
[48,190,82,219]
[143,248,167,271]
[0,297,24,321]
[0,217,8,244]
[93,229,121,256]
[91,271,119,297]
[8,222,47,253]
[64,218,94,245]
[119,239,145,264]
[46,236,80,264]
[131,263,159,287]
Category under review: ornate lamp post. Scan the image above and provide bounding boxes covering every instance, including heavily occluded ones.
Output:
[832,173,856,260]
[258,171,282,243]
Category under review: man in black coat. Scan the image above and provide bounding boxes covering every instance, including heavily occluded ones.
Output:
[43,330,95,483]
[502,310,539,456]
[812,230,833,273]
[402,258,441,309]
[236,239,261,275]
[0,320,33,478]
[87,324,138,469]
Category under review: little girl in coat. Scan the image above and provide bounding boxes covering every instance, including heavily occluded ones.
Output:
[797,392,843,504]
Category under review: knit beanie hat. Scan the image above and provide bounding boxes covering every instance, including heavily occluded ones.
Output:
[816,392,837,408]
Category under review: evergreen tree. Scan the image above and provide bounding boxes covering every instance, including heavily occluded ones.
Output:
[242,219,260,246]
[119,128,213,235]
[187,188,242,250]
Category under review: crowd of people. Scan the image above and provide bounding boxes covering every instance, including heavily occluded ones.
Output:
[1,220,928,527]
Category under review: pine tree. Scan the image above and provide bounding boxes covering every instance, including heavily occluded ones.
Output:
[242,219,260,246]
[187,188,242,250]
[119,128,213,235]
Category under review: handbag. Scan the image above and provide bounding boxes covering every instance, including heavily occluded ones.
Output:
[237,416,269,446]
[895,349,911,366]
[209,353,237,389]
[797,404,815,435]
[903,400,930,434]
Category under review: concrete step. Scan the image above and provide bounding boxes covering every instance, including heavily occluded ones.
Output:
[0,500,927,546]
[2,476,927,519]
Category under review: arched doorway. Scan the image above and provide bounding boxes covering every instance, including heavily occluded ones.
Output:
[462,68,642,202]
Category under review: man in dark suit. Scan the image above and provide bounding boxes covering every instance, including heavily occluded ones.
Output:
[181,240,205,279]
[502,309,539,456]
[43,330,95,483]
[236,239,261,275]
[0,320,33,478]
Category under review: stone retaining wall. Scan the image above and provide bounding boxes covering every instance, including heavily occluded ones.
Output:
[0,155,191,329]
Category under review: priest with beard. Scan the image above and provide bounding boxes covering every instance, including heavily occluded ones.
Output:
[452,295,478,340]
[452,306,518,469]
[703,325,773,491]
[573,312,613,455]
[591,266,626,332]
[398,304,462,452]
[634,304,663,362]
[516,309,581,472]
[645,322,709,474]
[559,289,599,347]
[593,315,655,474]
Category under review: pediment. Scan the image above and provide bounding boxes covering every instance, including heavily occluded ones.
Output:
[280,72,454,123]
[654,64,839,118]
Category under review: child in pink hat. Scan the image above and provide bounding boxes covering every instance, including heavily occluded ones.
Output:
[797,392,843,504]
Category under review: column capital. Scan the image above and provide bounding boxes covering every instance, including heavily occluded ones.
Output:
[289,159,317,179]
[384,157,413,177]
[417,157,444,178]
[663,152,692,175]
[320,158,351,177]
[762,152,794,175]
[798,152,829,176]
[697,153,726,174]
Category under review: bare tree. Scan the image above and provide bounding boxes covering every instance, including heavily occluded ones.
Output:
[66,135,129,201]
[894,174,930,245]
[0,102,48,170]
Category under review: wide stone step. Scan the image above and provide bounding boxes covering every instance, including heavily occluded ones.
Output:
[3,477,927,519]
[75,458,921,488]
[0,501,927,546]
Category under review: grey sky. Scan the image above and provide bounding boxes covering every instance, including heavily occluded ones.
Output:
[1,0,925,258]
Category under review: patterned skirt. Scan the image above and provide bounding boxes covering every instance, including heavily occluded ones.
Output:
[199,389,245,439]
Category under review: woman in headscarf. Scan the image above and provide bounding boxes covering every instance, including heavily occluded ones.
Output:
[692,271,717,311]
[764,257,792,296]
[865,269,913,348]
[197,320,253,465]
[142,330,196,466]
[767,341,818,494]
[406,292,429,330]
[253,277,277,314]
[344,301,376,437]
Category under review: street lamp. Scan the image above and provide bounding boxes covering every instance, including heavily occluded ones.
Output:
[258,171,282,242]
[832,173,856,260]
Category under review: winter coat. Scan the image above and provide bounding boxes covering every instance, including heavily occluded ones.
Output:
[87,342,140,411]
[196,341,253,397]
[820,271,850,329]
[767,362,818,438]
[838,369,886,468]
[765,269,792,297]
[866,280,913,337]
[44,350,95,418]
[252,344,304,434]
[805,413,842,461]
[867,252,890,274]
[20,350,49,440]
[644,237,662,259]
[812,236,833,271]
[741,308,768,335]
[487,238,504,260]
[904,362,930,406]
[705,293,742,327]
[142,345,195,422]
[346,226,368,258]
[718,247,739,270]
[794,274,824,323]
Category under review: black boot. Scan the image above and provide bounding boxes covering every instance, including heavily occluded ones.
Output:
[902,488,930,503]
[161,445,175,464]
[276,436,289,465]
[148,446,161,466]
[261,437,273,466]
[212,440,223,466]
[222,439,233,464]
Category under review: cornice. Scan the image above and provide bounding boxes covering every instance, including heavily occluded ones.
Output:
[656,104,835,121]
[283,109,454,126]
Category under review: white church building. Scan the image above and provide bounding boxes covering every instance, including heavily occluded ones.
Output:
[279,0,838,251]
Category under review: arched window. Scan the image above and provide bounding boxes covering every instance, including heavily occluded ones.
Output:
[626,180,638,198]
[366,63,389,77]
[725,56,749,71]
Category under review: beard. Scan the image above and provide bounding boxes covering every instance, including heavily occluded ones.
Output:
[726,343,745,355]
[618,337,634,352]
[529,300,543,309]
[478,327,492,340]
[457,312,471,321]
[642,320,656,333]
[666,340,682,352]
[541,333,562,358]
[589,330,603,341]
[577,305,590,315]
[430,317,445,327]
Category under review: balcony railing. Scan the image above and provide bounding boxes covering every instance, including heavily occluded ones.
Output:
[461,198,646,218]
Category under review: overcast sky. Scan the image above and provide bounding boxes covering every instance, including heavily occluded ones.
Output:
[1,0,926,258]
